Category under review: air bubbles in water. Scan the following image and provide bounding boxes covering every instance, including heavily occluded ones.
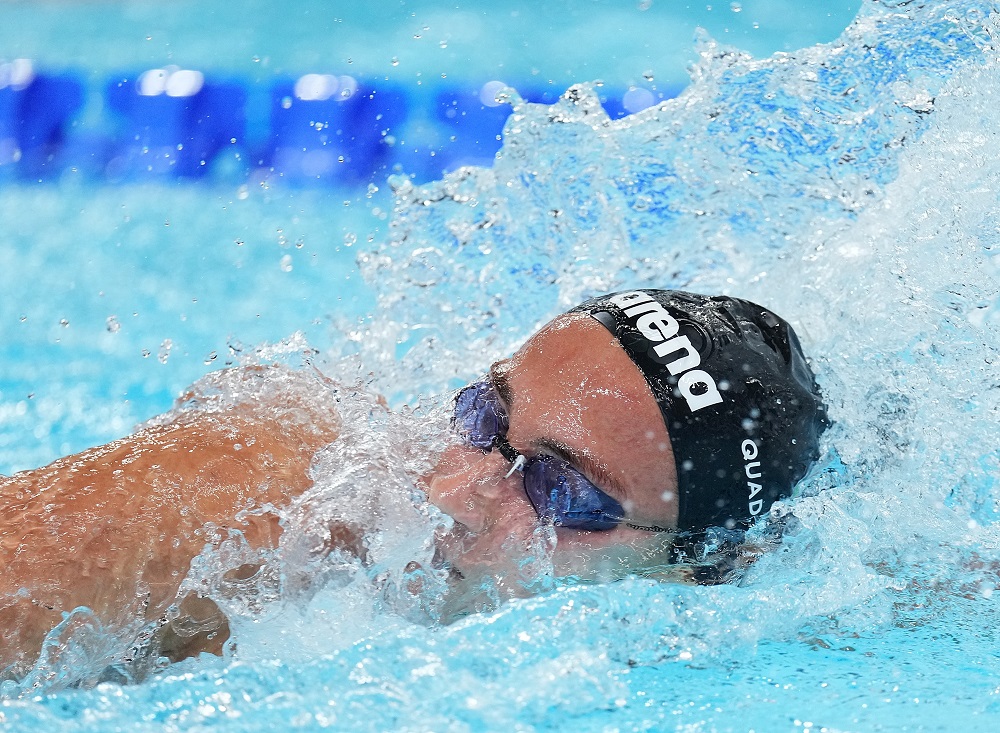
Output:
[158,339,172,364]
[106,316,121,334]
[280,254,293,272]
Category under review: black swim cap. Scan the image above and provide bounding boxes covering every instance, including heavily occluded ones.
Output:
[572,290,828,533]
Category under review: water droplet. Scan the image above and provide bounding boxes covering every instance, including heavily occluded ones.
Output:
[637,0,653,9]
[19,315,26,323]
[158,339,172,364]
[391,56,399,67]
[235,239,244,246]
[344,232,357,247]
[280,254,293,272]
[439,40,448,49]
[142,349,151,359]
[59,318,69,328]
[281,96,292,109]
[106,316,121,333]
[730,1,742,11]
[643,70,655,82]
[204,351,218,365]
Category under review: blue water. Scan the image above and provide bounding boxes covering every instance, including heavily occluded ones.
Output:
[6,0,1000,730]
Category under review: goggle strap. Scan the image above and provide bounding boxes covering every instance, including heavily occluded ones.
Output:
[625,521,672,533]
[493,433,520,464]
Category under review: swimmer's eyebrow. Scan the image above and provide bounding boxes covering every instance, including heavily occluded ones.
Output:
[489,362,516,408]
[537,438,628,502]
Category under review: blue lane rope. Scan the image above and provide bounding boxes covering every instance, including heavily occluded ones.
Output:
[0,60,679,186]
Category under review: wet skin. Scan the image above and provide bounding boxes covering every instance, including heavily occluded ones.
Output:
[0,367,343,677]
[0,315,679,676]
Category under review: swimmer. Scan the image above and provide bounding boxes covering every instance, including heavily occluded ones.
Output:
[0,290,827,680]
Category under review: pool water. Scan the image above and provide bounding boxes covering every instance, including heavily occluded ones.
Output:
[5,0,1000,731]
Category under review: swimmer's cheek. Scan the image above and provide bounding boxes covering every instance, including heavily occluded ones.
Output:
[440,499,539,578]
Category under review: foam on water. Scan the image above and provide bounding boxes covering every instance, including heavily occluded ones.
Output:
[4,0,1000,729]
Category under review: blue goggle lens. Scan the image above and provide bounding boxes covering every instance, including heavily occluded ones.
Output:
[453,379,508,450]
[523,455,625,531]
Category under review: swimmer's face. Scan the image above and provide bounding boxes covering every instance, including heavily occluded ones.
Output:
[426,313,679,584]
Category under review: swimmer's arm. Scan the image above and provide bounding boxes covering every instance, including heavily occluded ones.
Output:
[0,365,342,674]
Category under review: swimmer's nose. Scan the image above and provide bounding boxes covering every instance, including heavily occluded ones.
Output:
[427,445,523,533]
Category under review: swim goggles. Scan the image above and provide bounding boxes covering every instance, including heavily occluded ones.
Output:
[452,379,670,532]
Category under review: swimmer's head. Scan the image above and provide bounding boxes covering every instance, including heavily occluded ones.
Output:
[427,289,827,583]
